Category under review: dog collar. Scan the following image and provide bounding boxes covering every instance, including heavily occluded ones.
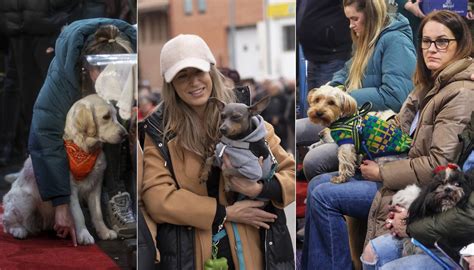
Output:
[220,136,250,149]
[64,140,101,181]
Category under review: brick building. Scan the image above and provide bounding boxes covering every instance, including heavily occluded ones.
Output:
[138,0,295,90]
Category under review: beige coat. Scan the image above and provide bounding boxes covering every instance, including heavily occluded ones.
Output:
[141,122,295,269]
[365,58,474,244]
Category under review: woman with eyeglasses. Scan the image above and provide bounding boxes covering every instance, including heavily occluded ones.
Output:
[357,10,474,269]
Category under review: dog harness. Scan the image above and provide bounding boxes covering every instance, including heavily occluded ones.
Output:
[330,102,413,159]
[64,140,101,181]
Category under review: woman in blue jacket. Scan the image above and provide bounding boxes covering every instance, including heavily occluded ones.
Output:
[300,0,417,180]
[28,18,136,243]
[300,0,416,269]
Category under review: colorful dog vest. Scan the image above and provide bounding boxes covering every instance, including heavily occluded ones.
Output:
[330,103,413,159]
[64,140,101,181]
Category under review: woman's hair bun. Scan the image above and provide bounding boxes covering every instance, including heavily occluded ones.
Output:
[94,25,120,44]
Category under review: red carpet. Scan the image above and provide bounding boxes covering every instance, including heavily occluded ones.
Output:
[0,205,120,270]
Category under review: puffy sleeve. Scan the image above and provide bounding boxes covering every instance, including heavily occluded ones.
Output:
[141,134,217,230]
[264,122,296,208]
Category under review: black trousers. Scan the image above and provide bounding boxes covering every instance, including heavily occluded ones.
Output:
[0,35,55,162]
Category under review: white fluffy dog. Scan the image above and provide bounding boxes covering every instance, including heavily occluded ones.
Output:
[2,94,127,245]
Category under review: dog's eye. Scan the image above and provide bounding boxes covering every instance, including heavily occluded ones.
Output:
[231,115,241,121]
[103,114,111,120]
[314,97,320,103]
[327,100,335,106]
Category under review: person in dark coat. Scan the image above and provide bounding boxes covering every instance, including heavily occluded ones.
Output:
[0,0,82,166]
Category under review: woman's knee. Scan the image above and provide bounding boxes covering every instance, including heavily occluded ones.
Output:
[361,243,377,265]
[296,118,323,146]
[303,143,338,179]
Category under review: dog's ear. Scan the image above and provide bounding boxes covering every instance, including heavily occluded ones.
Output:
[340,92,358,117]
[307,88,317,104]
[74,103,96,137]
[208,97,226,112]
[249,95,271,116]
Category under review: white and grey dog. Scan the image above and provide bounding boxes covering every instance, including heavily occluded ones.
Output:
[2,94,127,245]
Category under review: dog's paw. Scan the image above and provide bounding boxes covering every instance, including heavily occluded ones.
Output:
[77,229,95,245]
[330,175,347,184]
[9,227,28,239]
[97,228,118,240]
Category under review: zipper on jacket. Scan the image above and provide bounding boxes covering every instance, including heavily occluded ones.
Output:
[264,229,268,270]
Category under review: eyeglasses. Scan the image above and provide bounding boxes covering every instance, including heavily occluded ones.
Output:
[421,38,456,50]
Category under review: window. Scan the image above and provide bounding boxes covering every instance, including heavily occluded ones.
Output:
[282,25,295,51]
[198,0,207,13]
[184,0,193,15]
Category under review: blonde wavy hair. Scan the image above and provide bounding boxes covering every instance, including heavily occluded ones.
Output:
[343,0,389,91]
[161,65,236,162]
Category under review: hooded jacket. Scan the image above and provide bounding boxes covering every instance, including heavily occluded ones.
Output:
[330,14,416,113]
[28,18,136,206]
[364,58,474,245]
[215,115,273,181]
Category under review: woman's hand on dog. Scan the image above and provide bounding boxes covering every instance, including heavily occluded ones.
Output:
[222,154,264,198]
[360,160,382,181]
[226,200,277,229]
[54,204,78,247]
[385,205,408,238]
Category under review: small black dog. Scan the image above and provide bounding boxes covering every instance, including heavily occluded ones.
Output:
[408,164,472,225]
[210,96,273,191]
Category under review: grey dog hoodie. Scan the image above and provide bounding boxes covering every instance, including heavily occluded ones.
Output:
[215,115,273,181]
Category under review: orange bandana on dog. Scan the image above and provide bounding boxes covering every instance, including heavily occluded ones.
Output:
[64,140,100,181]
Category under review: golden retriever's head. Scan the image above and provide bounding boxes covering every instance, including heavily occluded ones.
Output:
[64,94,127,152]
[307,85,357,127]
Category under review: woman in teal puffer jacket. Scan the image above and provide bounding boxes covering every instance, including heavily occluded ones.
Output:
[301,0,417,180]
[28,18,136,243]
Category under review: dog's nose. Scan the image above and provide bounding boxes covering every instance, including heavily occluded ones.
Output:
[219,126,228,135]
[316,111,324,117]
[444,187,452,193]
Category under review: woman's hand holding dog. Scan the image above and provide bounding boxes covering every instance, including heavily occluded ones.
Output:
[226,200,277,229]
[360,160,382,181]
[54,204,78,247]
[222,154,264,198]
[385,205,408,238]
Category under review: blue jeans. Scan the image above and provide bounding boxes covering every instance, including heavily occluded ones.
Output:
[307,59,347,90]
[362,234,456,270]
[301,172,381,270]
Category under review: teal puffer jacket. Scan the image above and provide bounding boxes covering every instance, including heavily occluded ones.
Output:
[330,14,416,113]
[28,18,136,206]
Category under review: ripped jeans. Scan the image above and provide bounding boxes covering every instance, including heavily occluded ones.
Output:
[362,234,456,270]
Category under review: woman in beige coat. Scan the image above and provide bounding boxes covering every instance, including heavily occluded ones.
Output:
[360,10,474,269]
[140,34,295,269]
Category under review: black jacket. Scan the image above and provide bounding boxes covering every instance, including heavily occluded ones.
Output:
[296,0,352,62]
[0,0,82,36]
